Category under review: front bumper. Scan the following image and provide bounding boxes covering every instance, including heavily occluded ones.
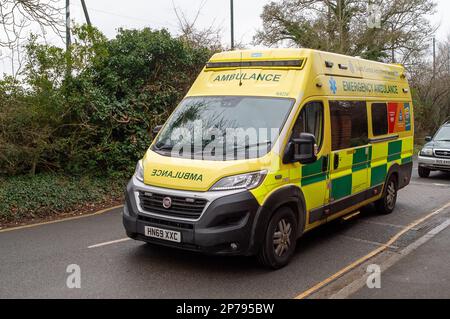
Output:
[418,155,450,171]
[122,177,263,256]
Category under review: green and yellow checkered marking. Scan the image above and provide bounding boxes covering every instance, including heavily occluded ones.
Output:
[370,137,413,188]
[297,136,413,217]
[301,157,327,187]
[329,137,414,201]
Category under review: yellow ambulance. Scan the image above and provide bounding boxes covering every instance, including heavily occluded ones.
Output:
[123,49,414,269]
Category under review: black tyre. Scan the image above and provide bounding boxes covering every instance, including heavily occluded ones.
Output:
[375,174,398,215]
[418,167,431,178]
[257,207,297,269]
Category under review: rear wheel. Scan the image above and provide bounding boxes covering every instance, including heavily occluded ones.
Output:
[375,175,398,215]
[257,207,297,269]
[418,167,431,178]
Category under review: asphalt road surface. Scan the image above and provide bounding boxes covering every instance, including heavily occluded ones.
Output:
[1,162,450,299]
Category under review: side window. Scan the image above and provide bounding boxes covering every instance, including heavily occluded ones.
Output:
[292,101,324,149]
[371,103,388,136]
[330,101,368,151]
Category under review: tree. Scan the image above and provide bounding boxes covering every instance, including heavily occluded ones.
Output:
[0,34,68,175]
[0,0,64,48]
[0,25,213,176]
[254,0,436,63]
[172,0,223,51]
[410,37,450,135]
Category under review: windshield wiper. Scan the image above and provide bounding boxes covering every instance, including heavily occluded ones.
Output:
[233,140,272,151]
[154,144,174,151]
[436,139,450,142]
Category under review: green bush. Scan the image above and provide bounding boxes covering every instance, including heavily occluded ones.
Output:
[0,26,213,224]
[0,25,212,177]
[0,174,126,224]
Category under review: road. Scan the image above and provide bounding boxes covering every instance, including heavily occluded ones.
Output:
[1,163,450,299]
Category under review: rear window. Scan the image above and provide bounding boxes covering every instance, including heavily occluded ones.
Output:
[371,103,389,136]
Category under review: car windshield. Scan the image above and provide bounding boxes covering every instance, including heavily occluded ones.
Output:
[153,96,294,160]
[434,126,450,141]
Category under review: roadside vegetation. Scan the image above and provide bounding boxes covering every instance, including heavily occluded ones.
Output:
[0,25,213,225]
[0,174,125,227]
[1,0,449,226]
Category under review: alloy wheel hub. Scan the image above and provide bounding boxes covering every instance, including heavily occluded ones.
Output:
[273,219,292,257]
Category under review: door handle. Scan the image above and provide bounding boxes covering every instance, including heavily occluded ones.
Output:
[322,156,329,172]
[334,154,339,170]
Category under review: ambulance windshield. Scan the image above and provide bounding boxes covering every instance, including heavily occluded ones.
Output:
[153,96,294,160]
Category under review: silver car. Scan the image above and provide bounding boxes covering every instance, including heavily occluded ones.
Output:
[418,120,450,178]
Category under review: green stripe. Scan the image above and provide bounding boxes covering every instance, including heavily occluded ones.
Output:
[301,157,327,187]
[302,157,325,176]
[331,175,352,201]
[353,148,368,165]
[371,164,387,187]
[353,162,370,172]
[352,147,372,172]
[402,156,413,165]
[302,173,327,187]
[388,140,402,162]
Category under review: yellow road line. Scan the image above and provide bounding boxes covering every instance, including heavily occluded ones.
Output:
[294,200,450,299]
[0,205,124,233]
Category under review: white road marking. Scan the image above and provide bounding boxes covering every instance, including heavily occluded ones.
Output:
[339,235,399,249]
[329,218,450,299]
[410,182,450,187]
[88,238,131,249]
[360,220,408,230]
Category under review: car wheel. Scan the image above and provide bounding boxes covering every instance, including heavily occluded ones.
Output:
[257,207,297,269]
[375,175,398,215]
[418,167,431,178]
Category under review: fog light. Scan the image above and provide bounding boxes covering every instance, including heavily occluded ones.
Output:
[230,243,238,251]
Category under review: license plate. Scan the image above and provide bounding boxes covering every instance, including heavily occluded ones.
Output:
[144,226,181,243]
[436,159,450,165]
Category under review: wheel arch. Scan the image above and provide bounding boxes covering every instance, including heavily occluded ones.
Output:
[385,163,400,191]
[250,185,307,252]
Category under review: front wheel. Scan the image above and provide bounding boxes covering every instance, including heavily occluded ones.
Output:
[418,167,431,178]
[257,207,297,269]
[375,175,398,215]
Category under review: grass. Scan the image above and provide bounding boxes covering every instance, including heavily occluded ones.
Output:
[0,173,127,226]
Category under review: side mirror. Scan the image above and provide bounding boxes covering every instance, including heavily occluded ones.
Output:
[283,133,318,165]
[152,125,163,135]
[425,136,432,142]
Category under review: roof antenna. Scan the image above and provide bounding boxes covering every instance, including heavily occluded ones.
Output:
[239,52,243,87]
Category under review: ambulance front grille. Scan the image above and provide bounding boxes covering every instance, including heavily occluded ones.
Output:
[138,191,207,220]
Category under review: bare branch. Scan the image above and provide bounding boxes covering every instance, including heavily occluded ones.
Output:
[172,0,223,51]
[0,0,65,48]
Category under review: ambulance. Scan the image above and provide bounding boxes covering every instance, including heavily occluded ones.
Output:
[123,49,414,269]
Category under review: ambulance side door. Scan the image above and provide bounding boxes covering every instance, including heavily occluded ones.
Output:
[328,100,371,215]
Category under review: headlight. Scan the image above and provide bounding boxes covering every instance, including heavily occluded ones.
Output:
[210,171,267,191]
[134,160,144,182]
[420,148,433,157]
